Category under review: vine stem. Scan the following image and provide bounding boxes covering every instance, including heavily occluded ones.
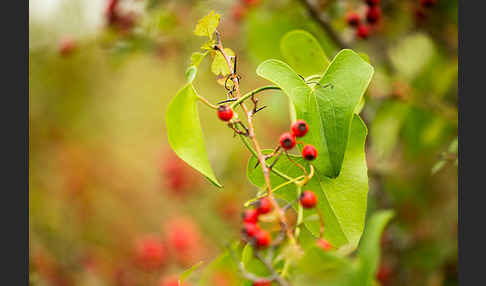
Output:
[197,95,219,109]
[230,86,281,109]
[214,31,300,252]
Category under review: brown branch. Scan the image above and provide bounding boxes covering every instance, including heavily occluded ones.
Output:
[255,251,291,286]
[299,0,349,49]
[213,31,299,249]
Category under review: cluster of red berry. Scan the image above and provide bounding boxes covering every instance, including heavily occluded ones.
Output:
[105,0,136,33]
[346,0,382,39]
[279,120,318,161]
[132,218,205,286]
[415,0,438,22]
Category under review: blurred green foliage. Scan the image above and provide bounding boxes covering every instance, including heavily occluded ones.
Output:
[30,0,457,285]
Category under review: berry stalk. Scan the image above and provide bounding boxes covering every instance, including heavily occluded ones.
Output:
[213,31,299,250]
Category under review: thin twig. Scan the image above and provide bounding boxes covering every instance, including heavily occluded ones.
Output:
[299,0,349,49]
[214,30,298,248]
[254,251,291,286]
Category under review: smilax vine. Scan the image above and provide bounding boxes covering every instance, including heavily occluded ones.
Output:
[166,11,394,286]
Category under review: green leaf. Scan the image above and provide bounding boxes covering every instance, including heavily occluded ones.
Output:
[448,137,458,154]
[191,51,209,67]
[193,10,221,39]
[280,30,329,78]
[294,246,355,285]
[257,49,373,178]
[369,101,410,161]
[247,115,369,251]
[166,73,222,188]
[389,33,435,79]
[241,243,253,266]
[197,250,238,286]
[180,261,203,282]
[211,48,234,76]
[431,160,446,175]
[355,210,394,286]
[185,66,197,83]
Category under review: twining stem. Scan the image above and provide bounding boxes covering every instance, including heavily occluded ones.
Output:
[239,135,294,181]
[316,206,326,238]
[230,86,281,109]
[214,31,299,252]
[197,95,219,109]
[255,251,291,286]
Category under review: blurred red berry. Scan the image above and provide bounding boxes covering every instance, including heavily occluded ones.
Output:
[232,4,247,22]
[255,230,271,248]
[242,0,261,7]
[414,7,427,22]
[253,280,271,286]
[256,197,272,214]
[421,0,437,8]
[217,105,234,121]
[279,132,296,150]
[346,12,361,27]
[291,120,309,137]
[243,222,261,237]
[365,0,380,6]
[366,6,382,24]
[159,275,190,286]
[165,217,203,266]
[160,150,198,195]
[376,263,392,284]
[58,36,76,56]
[134,235,166,271]
[105,0,119,25]
[242,209,259,223]
[302,145,318,161]
[356,24,370,39]
[316,239,333,251]
[300,190,317,209]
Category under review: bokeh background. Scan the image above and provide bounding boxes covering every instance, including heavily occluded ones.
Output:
[29,0,457,285]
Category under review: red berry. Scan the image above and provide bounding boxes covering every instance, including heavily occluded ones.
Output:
[291,120,309,137]
[366,6,382,24]
[232,3,248,22]
[302,145,318,161]
[243,0,261,6]
[242,209,259,223]
[217,105,234,121]
[253,280,271,286]
[134,235,166,271]
[159,275,190,286]
[255,230,271,248]
[376,263,392,283]
[279,132,296,150]
[243,223,261,237]
[356,24,370,39]
[300,190,317,209]
[316,239,333,251]
[256,197,272,214]
[421,0,437,8]
[58,36,76,56]
[346,12,361,27]
[365,0,380,6]
[414,8,427,21]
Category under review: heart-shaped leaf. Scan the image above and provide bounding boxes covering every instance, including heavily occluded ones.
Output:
[280,30,329,78]
[257,49,373,178]
[247,115,369,251]
[166,68,222,188]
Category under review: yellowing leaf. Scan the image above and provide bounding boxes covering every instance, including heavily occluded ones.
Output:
[194,11,221,39]
[211,48,234,76]
[190,51,208,67]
